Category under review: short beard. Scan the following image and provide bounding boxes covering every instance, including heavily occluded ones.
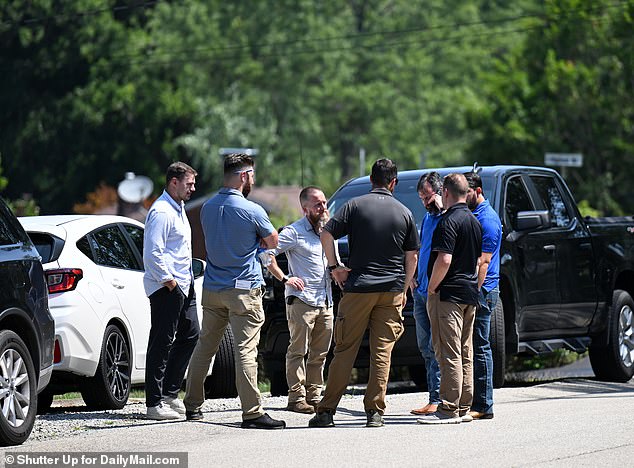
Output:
[242,182,251,198]
[309,211,329,230]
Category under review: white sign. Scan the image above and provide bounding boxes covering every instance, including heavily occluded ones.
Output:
[544,153,583,167]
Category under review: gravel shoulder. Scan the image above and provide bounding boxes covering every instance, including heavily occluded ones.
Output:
[29,357,597,444]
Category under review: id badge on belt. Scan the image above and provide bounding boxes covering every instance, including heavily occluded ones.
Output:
[235,279,251,290]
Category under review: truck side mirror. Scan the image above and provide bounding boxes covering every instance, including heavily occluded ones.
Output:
[516,210,550,231]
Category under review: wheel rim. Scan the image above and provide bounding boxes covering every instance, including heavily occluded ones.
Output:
[0,348,31,428]
[618,303,634,368]
[105,331,130,401]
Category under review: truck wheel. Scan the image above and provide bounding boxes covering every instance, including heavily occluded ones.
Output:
[589,289,634,382]
[81,325,131,410]
[204,327,238,398]
[0,330,37,446]
[491,299,506,388]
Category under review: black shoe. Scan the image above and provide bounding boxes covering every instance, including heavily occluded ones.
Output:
[241,413,286,430]
[366,409,384,428]
[186,409,203,421]
[308,411,335,428]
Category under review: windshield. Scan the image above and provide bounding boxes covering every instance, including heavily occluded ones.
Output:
[328,175,495,228]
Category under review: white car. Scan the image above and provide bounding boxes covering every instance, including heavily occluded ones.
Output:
[19,215,236,412]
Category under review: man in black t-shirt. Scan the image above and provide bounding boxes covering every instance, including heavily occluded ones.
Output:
[308,158,420,428]
[417,173,482,425]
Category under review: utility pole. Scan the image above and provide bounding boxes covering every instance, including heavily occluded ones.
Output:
[359,147,366,177]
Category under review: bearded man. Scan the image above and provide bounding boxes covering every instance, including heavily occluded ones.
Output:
[264,186,335,414]
[183,153,286,430]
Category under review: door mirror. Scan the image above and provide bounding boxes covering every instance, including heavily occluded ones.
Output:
[516,210,550,231]
[192,258,205,279]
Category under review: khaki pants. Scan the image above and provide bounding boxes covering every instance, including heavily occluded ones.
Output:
[184,287,264,421]
[286,299,333,403]
[318,291,404,415]
[427,293,476,417]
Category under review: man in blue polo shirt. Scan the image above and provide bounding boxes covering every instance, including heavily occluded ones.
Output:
[465,171,502,420]
[183,153,286,430]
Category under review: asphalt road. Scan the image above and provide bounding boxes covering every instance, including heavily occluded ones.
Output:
[6,364,633,468]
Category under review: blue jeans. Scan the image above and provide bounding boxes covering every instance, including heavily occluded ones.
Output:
[472,287,499,414]
[412,290,440,405]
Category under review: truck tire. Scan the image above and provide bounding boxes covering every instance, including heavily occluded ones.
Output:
[81,325,131,410]
[491,299,506,388]
[589,289,634,382]
[204,327,238,398]
[0,330,37,446]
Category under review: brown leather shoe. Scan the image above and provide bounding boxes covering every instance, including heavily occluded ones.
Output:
[468,410,494,420]
[286,400,315,414]
[410,403,438,415]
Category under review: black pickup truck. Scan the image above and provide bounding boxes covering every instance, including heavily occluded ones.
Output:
[259,165,634,393]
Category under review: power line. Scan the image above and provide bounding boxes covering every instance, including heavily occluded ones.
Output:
[118,25,544,69]
[105,1,631,62]
[58,14,626,70]
[1,2,629,73]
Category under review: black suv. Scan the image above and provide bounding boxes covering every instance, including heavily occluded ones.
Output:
[0,197,54,445]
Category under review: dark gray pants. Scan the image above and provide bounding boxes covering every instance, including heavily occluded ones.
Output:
[145,284,200,407]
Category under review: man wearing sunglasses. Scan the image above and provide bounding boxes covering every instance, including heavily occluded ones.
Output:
[184,153,286,430]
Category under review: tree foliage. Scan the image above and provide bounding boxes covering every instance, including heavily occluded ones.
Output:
[1,0,632,215]
[467,0,634,215]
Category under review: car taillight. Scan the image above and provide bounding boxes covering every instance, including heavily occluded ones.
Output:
[53,339,61,364]
[46,268,83,293]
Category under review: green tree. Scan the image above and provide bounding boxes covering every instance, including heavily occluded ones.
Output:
[467,0,634,215]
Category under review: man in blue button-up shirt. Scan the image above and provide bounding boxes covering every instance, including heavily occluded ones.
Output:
[264,186,334,414]
[143,162,199,420]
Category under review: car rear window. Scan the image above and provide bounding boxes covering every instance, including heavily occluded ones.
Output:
[28,233,57,262]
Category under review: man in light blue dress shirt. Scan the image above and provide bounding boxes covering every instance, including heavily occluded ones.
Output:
[264,186,334,414]
[143,161,199,420]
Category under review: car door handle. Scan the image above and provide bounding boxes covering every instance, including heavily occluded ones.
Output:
[543,245,556,251]
[111,280,125,289]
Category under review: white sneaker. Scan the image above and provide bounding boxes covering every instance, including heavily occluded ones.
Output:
[416,411,462,425]
[147,402,181,420]
[164,397,186,415]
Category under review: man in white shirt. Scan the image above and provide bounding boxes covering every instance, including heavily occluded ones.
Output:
[143,162,199,420]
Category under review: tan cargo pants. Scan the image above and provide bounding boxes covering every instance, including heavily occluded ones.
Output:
[317,291,404,415]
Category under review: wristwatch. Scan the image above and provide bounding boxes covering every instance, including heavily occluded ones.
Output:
[281,275,290,284]
[327,264,342,272]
